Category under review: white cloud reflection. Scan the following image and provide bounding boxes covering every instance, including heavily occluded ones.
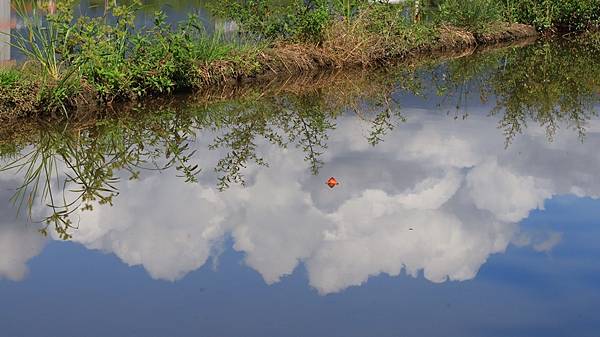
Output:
[0,176,47,281]
[3,109,599,293]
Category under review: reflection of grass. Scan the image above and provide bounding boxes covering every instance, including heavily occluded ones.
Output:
[491,41,600,145]
[0,112,205,238]
[1,133,75,239]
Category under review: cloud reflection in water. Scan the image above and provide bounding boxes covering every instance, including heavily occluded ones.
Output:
[3,109,600,294]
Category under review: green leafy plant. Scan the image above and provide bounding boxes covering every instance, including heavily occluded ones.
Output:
[211,0,334,43]
[437,0,505,32]
[504,0,600,31]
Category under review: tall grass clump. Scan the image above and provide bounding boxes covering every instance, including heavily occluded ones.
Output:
[211,0,438,65]
[316,1,436,66]
[362,2,436,49]
[11,0,71,81]
[10,0,82,116]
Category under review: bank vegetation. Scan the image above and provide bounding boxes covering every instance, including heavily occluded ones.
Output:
[0,0,598,120]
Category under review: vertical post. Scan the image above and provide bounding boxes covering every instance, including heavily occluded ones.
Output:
[0,0,10,63]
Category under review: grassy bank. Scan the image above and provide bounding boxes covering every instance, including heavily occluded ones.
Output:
[0,0,597,120]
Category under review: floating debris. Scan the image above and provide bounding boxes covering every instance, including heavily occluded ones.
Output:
[326,177,339,188]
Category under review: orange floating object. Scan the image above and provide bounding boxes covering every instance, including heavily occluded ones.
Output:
[326,177,339,188]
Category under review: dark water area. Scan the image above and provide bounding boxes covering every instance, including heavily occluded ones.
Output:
[1,38,600,336]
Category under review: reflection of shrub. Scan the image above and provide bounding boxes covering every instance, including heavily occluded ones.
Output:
[437,0,505,33]
[505,0,600,31]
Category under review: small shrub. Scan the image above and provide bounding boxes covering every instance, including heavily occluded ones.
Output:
[289,1,332,43]
[437,0,505,33]
[211,0,335,43]
[364,3,435,48]
[505,0,600,31]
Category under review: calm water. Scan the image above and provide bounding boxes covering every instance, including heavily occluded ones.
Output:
[1,39,600,336]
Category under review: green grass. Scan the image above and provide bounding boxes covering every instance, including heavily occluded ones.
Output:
[0,68,21,87]
[436,0,505,33]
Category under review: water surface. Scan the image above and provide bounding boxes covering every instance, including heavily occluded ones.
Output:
[1,39,600,337]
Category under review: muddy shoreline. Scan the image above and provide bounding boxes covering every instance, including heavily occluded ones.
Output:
[193,23,537,87]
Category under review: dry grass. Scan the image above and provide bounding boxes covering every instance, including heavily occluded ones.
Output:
[437,25,478,49]
[476,23,537,44]
[321,19,388,67]
[191,21,537,91]
[263,43,334,72]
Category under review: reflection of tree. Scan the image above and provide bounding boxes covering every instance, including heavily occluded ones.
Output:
[0,112,202,239]
[201,93,337,189]
[276,95,335,175]
[366,106,405,146]
[428,47,507,119]
[490,41,600,146]
[205,87,406,187]
[206,100,285,190]
[0,83,401,235]
[433,40,600,146]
